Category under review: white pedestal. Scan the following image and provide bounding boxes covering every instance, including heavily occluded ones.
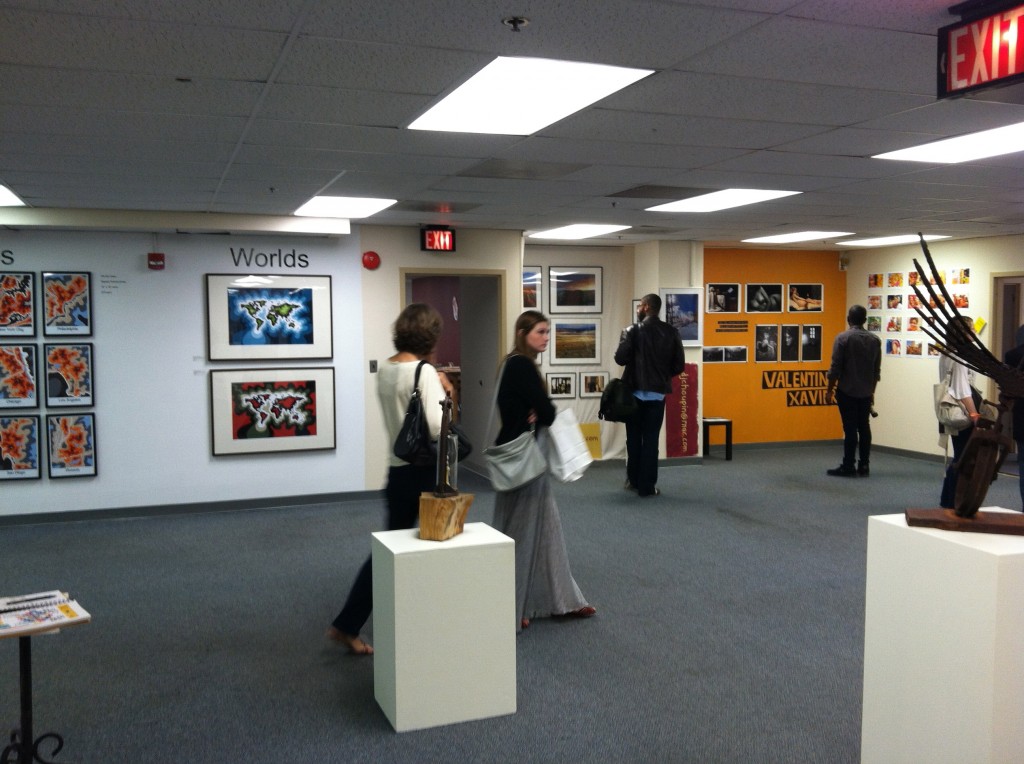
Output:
[372,521,516,732]
[861,511,1024,764]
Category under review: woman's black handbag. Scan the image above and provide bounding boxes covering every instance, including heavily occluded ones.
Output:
[394,361,472,466]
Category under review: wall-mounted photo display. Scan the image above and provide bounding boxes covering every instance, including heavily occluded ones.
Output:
[723,345,748,363]
[548,267,602,314]
[908,270,921,287]
[579,371,608,397]
[906,340,924,357]
[801,325,822,362]
[206,274,333,361]
[907,316,922,332]
[948,267,970,285]
[210,367,336,456]
[47,412,97,478]
[754,324,778,362]
[787,283,823,312]
[745,283,783,313]
[0,344,38,409]
[549,318,601,365]
[42,272,92,337]
[887,272,904,288]
[44,343,94,407]
[631,298,642,321]
[867,295,882,310]
[546,372,575,399]
[886,338,902,356]
[523,266,541,310]
[703,347,724,363]
[951,292,969,309]
[661,287,702,346]
[706,283,740,313]
[866,316,882,332]
[886,294,903,310]
[0,414,41,480]
[907,293,922,310]
[886,316,902,332]
[780,325,800,362]
[867,273,883,289]
[0,272,36,337]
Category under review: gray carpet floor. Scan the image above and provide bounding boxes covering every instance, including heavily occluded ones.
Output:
[2,445,1021,763]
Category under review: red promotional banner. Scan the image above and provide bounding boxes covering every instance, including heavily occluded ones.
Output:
[665,363,698,457]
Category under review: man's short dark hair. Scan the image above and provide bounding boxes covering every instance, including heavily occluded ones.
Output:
[848,305,867,327]
[642,293,661,315]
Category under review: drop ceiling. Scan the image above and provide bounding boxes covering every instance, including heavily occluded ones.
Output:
[2,0,1024,249]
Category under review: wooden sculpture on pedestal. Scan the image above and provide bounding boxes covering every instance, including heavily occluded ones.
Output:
[419,393,474,541]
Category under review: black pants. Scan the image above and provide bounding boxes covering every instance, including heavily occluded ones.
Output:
[836,390,872,469]
[625,397,666,496]
[331,463,433,635]
[940,425,973,509]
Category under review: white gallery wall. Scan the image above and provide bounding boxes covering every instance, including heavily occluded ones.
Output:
[2,229,365,518]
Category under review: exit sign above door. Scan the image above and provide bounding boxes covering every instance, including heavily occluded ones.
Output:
[938,3,1024,98]
[420,227,456,252]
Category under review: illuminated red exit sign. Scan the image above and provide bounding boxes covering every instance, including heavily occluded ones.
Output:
[420,227,456,252]
[938,3,1024,98]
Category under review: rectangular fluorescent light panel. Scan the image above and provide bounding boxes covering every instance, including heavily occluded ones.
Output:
[647,189,800,213]
[528,224,630,240]
[0,185,25,206]
[873,120,1024,163]
[743,231,854,244]
[837,234,950,247]
[294,196,396,218]
[409,57,654,135]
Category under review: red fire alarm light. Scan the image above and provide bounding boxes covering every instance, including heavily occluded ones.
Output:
[148,252,165,270]
[362,250,381,270]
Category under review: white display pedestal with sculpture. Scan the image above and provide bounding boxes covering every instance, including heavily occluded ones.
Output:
[861,511,1024,764]
[372,522,516,732]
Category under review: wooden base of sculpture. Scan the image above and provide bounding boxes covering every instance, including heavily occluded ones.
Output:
[419,492,474,541]
[905,508,1024,536]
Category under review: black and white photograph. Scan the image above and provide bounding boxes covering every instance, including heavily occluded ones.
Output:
[723,345,748,363]
[780,325,800,362]
[706,283,740,313]
[546,373,575,399]
[754,325,778,362]
[801,324,822,362]
[745,283,783,313]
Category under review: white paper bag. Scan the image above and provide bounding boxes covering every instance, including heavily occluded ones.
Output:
[547,408,594,483]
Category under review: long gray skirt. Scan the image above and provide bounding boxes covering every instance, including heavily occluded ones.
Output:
[492,471,589,632]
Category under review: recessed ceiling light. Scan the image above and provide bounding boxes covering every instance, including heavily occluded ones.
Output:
[646,189,800,213]
[837,234,950,247]
[528,224,631,240]
[408,56,654,135]
[0,185,25,206]
[873,120,1024,163]
[743,231,855,244]
[294,196,396,218]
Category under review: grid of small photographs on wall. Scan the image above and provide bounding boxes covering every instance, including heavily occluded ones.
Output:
[866,267,970,358]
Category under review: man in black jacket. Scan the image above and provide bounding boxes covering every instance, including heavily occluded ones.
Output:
[614,293,686,497]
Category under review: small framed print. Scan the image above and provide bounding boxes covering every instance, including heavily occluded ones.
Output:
[707,283,740,313]
[523,266,541,310]
[579,371,608,398]
[723,345,747,363]
[745,283,783,313]
[780,325,800,362]
[42,272,92,337]
[886,338,902,356]
[661,287,702,346]
[754,325,778,362]
[548,267,602,314]
[546,373,575,399]
[44,343,94,407]
[801,325,822,362]
[0,345,38,408]
[549,318,601,365]
[787,283,822,312]
[0,414,41,480]
[47,412,97,478]
[703,347,724,363]
[0,272,36,337]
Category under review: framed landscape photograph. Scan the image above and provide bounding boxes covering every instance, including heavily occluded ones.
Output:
[661,287,702,346]
[787,283,823,312]
[546,372,575,399]
[42,272,92,336]
[206,274,333,361]
[523,266,541,310]
[579,371,608,398]
[44,342,94,407]
[549,318,601,365]
[0,344,38,408]
[548,267,602,314]
[0,415,41,480]
[745,283,783,313]
[47,412,97,478]
[0,272,36,337]
[210,367,336,456]
[706,283,740,313]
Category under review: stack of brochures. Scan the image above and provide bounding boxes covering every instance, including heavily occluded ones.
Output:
[0,590,91,637]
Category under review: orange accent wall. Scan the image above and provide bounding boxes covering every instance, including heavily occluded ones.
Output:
[703,249,847,444]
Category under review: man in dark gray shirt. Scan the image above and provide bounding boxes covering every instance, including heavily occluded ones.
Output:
[825,304,881,477]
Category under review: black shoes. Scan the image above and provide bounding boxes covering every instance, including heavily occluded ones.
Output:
[826,465,858,477]
[858,463,870,477]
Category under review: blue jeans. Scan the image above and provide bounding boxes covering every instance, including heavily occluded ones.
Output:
[625,398,666,496]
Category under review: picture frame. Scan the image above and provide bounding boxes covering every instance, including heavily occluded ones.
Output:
[0,272,36,337]
[206,274,333,361]
[548,266,602,314]
[745,283,783,313]
[787,283,823,312]
[579,371,608,398]
[706,283,740,313]
[801,325,822,362]
[0,415,41,480]
[702,347,724,363]
[210,367,336,456]
[661,287,702,346]
[523,266,541,310]
[754,325,778,362]
[0,344,38,408]
[780,325,800,362]
[546,372,575,399]
[44,343,94,407]
[42,272,92,337]
[47,412,97,478]
[549,318,601,365]
[723,345,748,363]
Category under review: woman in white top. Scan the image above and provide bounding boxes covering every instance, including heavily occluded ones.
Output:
[327,304,452,654]
[938,316,981,509]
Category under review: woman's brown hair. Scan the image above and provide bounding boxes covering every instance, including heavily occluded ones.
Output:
[511,309,549,359]
[393,303,443,356]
